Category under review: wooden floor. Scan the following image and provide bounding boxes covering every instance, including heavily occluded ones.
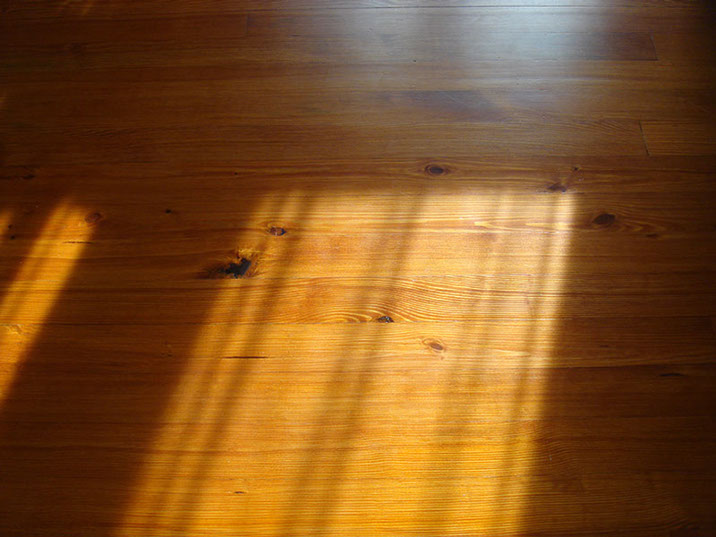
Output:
[1,1,715,536]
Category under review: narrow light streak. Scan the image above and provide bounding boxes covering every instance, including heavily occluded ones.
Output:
[0,201,92,401]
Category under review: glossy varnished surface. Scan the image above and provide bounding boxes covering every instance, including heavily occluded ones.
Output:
[1,1,715,536]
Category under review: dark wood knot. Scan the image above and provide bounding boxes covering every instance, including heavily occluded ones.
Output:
[225,258,251,278]
[424,338,445,353]
[425,164,447,176]
[592,213,616,227]
[84,212,103,224]
[268,226,287,236]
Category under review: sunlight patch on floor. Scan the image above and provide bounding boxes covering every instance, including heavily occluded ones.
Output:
[482,194,575,536]
[0,201,92,401]
[117,188,576,536]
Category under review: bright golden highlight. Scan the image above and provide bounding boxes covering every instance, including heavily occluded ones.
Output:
[118,189,576,536]
[0,201,93,401]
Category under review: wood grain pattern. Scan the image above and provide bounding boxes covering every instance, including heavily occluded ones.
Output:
[642,121,716,156]
[0,1,714,536]
[1,1,706,20]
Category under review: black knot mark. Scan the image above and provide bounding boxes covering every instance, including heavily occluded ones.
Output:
[547,183,567,193]
[225,258,251,278]
[425,164,448,176]
[165,208,173,214]
[85,212,103,225]
[376,315,394,323]
[592,213,616,227]
[199,253,258,280]
[268,226,287,236]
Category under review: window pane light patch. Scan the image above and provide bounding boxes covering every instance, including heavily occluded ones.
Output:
[115,186,576,536]
[0,200,93,402]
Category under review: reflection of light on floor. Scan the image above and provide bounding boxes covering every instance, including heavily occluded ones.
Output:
[116,189,575,536]
[483,194,575,535]
[0,211,11,240]
[118,193,289,534]
[0,201,92,401]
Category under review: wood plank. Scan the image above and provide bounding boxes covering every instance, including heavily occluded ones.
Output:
[652,30,716,64]
[3,187,716,235]
[0,15,249,49]
[2,0,707,21]
[3,85,713,126]
[3,317,714,369]
[641,120,716,156]
[1,272,715,324]
[0,32,658,70]
[2,234,716,284]
[1,420,714,474]
[0,122,648,165]
[245,7,712,36]
[3,59,715,89]
[2,363,713,420]
[3,157,716,195]
[1,8,708,43]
